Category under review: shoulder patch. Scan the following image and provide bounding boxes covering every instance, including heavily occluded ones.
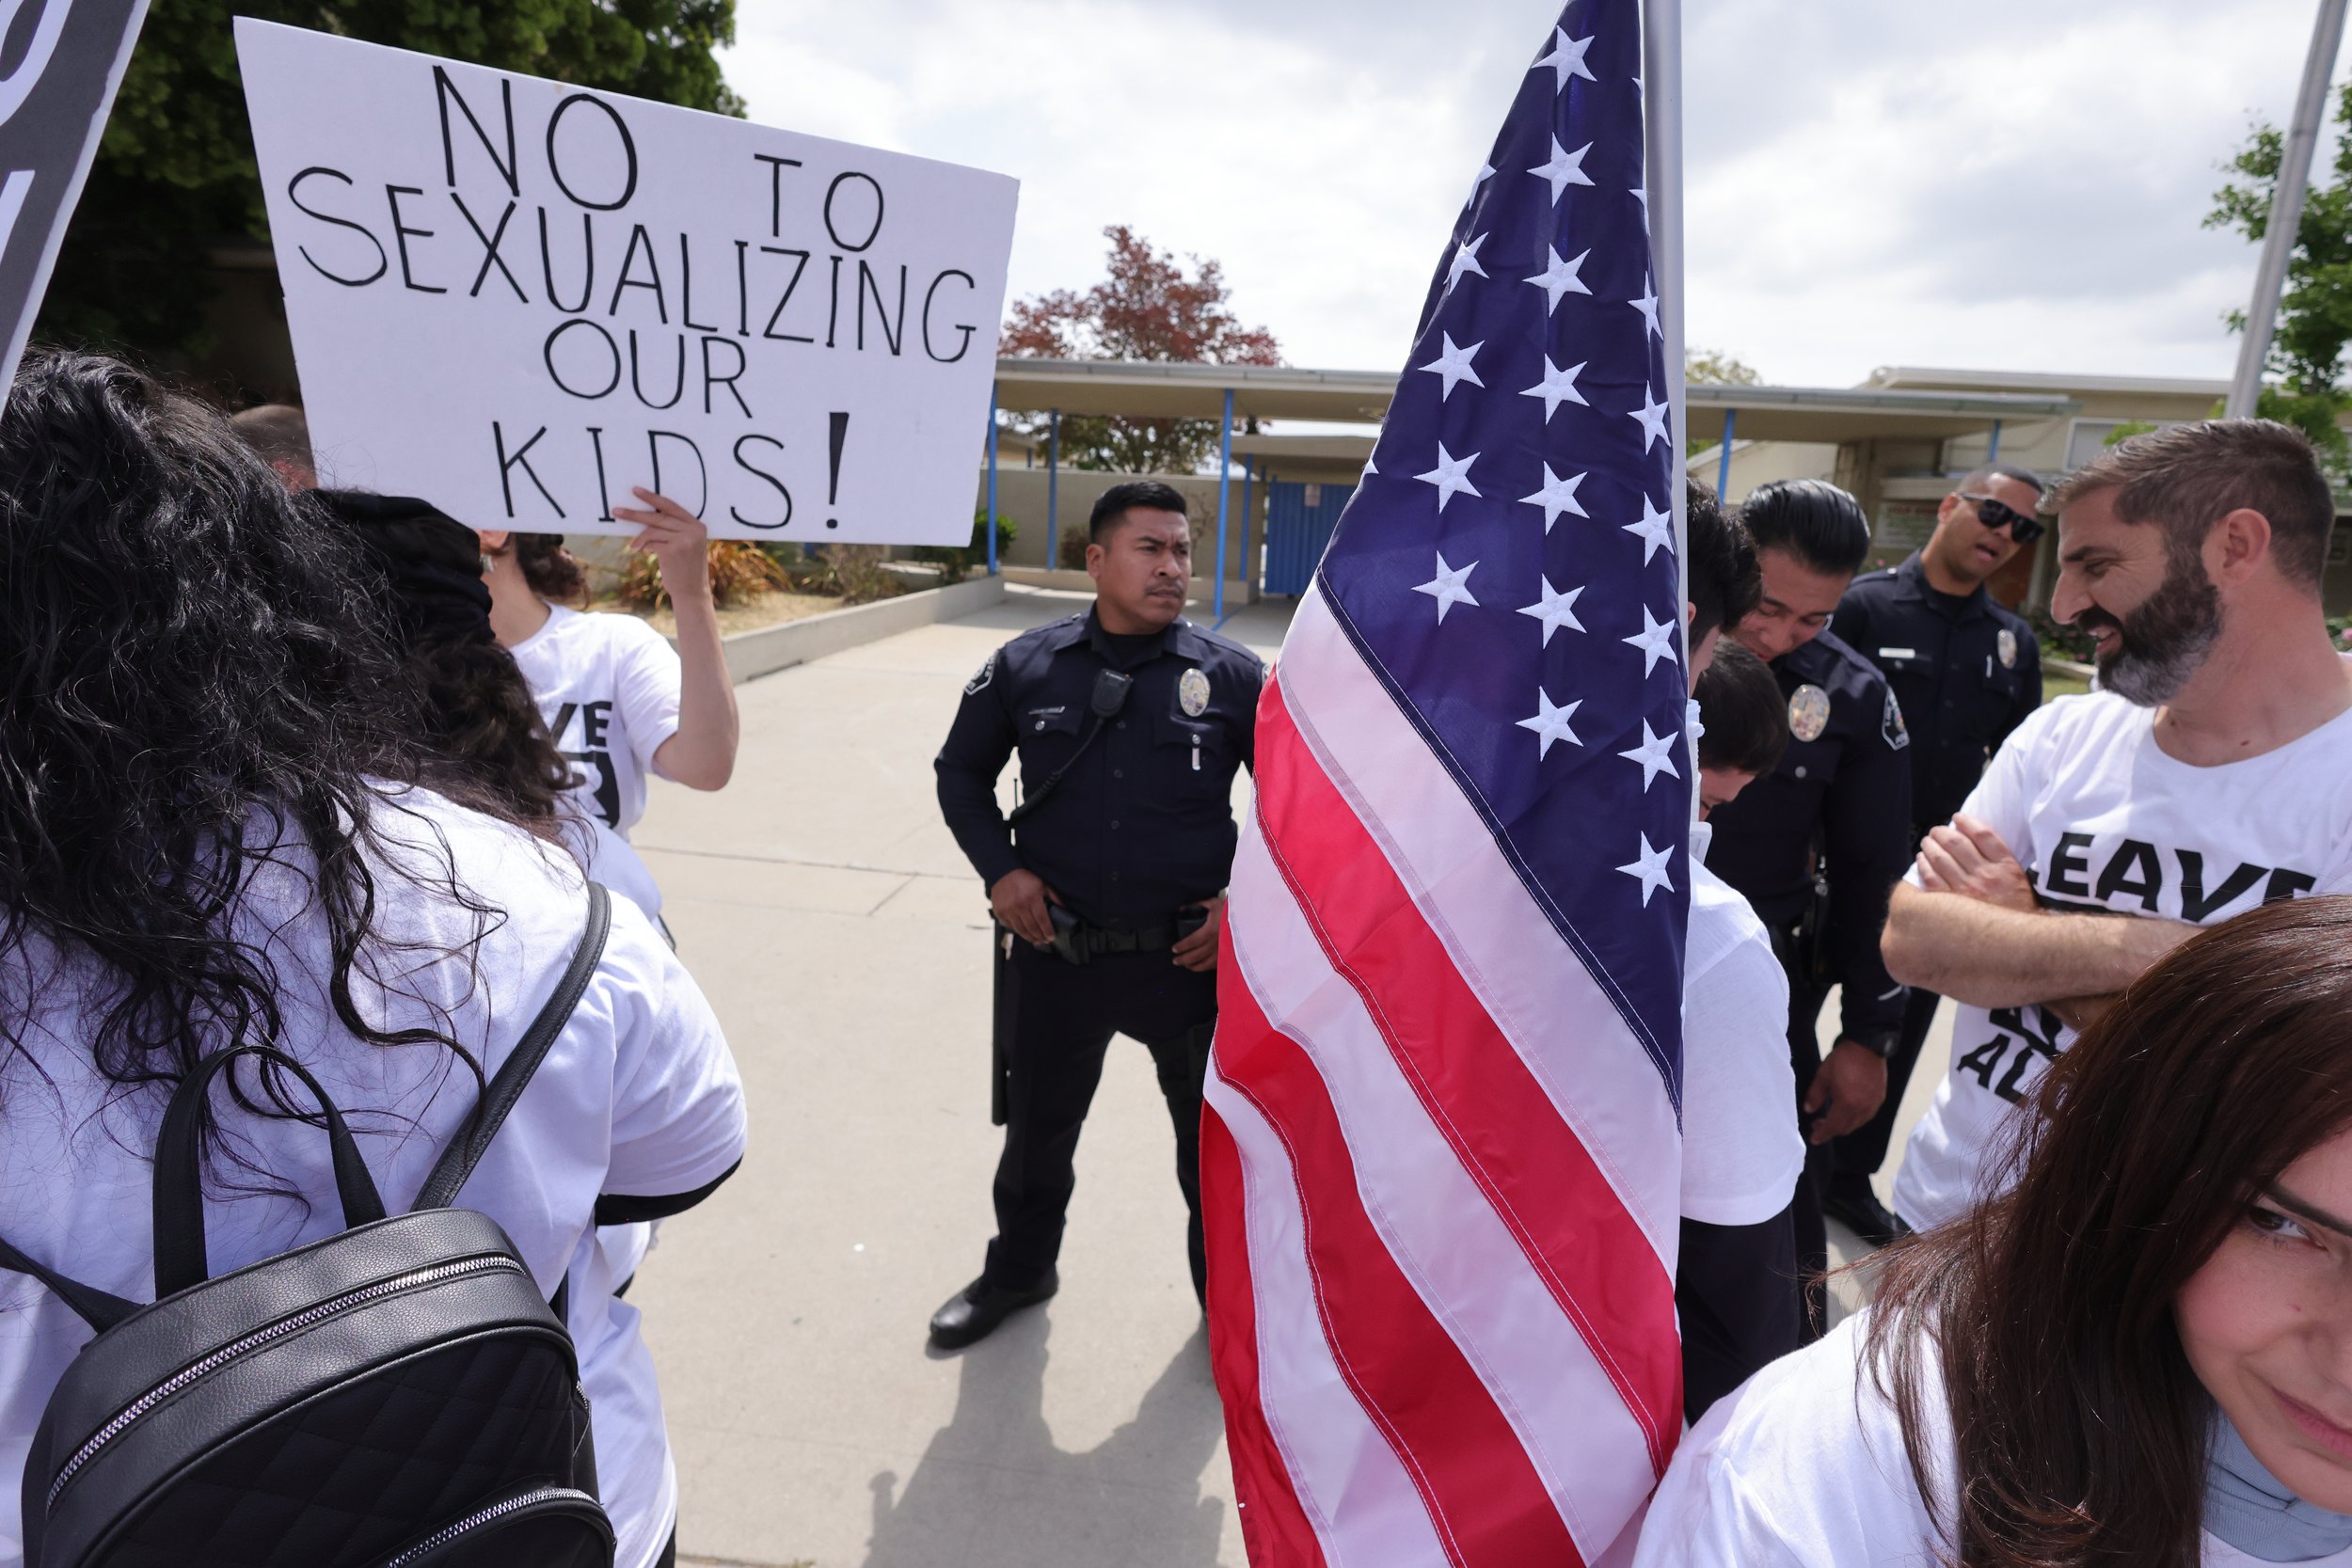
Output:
[1882,687,1911,751]
[964,653,995,696]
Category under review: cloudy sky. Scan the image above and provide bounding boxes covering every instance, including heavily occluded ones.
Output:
[719,0,2346,388]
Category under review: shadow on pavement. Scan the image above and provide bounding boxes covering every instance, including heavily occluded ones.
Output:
[862,1318,1228,1568]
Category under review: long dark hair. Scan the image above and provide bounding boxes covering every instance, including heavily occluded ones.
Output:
[0,352,491,1136]
[400,631,579,834]
[514,533,587,605]
[1869,896,2352,1567]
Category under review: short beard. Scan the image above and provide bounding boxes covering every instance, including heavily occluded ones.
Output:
[2092,550,2222,706]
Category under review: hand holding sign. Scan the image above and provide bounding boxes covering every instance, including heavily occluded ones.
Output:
[236,21,1019,543]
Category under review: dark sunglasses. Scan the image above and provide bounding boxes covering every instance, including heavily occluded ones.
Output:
[1961,492,2045,545]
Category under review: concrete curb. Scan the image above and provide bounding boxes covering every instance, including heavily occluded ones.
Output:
[716,574,1007,684]
[2047,656,2097,681]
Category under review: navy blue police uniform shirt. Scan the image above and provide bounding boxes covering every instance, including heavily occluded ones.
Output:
[936,610,1264,931]
[1706,626,1914,1050]
[1832,553,2042,834]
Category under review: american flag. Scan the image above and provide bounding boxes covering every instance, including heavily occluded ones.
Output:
[1202,5,1688,1564]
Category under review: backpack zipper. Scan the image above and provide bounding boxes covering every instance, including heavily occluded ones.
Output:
[379,1485,598,1567]
[47,1253,526,1508]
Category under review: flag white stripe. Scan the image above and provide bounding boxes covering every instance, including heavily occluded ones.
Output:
[1204,1059,1452,1568]
[1279,584,1683,1263]
[1230,834,1661,1559]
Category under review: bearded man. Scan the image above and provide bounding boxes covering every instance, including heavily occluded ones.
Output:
[1881,420,2352,1232]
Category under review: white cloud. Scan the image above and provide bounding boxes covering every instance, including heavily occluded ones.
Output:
[720,0,2345,388]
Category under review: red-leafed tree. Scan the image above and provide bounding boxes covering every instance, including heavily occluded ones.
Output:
[1002,225,1281,474]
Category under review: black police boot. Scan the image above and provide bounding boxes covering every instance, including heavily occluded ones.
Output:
[1821,1174,1909,1249]
[928,1270,1058,1350]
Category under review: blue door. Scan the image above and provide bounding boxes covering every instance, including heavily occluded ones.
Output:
[1262,480,1356,596]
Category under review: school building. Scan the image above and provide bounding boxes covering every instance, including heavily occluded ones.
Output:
[979,359,2352,617]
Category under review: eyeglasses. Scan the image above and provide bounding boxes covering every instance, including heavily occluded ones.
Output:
[1961,493,2045,545]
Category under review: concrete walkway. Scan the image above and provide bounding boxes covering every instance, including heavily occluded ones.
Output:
[627,585,1950,1567]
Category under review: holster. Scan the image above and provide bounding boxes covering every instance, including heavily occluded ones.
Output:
[991,923,1017,1125]
[1794,865,1835,990]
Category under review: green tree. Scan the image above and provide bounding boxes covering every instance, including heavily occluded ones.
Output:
[1000,225,1282,474]
[36,0,740,372]
[2206,86,2352,473]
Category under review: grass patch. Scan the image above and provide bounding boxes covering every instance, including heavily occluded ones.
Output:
[2043,671,2092,704]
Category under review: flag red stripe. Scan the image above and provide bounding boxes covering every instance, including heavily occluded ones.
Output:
[1216,974,1584,1568]
[1253,675,1682,1463]
[1202,1100,1332,1568]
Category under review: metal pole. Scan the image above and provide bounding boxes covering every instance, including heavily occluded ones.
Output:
[1643,0,1687,617]
[2229,0,2351,420]
[1242,457,1256,595]
[986,383,1000,576]
[1715,407,1736,496]
[1046,409,1060,571]
[1987,420,2003,463]
[1215,388,1233,623]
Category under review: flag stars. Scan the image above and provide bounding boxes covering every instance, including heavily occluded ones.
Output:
[1413,551,1481,623]
[1445,233,1489,295]
[1521,357,1589,420]
[1520,465,1589,533]
[1617,834,1676,907]
[1528,137,1596,203]
[1418,333,1486,401]
[1524,246,1593,315]
[1417,443,1481,512]
[1518,578,1586,645]
[1517,689,1584,759]
[1617,721,1681,791]
[1629,387,1671,452]
[1623,605,1680,676]
[1530,25,1597,90]
[1625,496,1675,562]
[1630,276,1663,341]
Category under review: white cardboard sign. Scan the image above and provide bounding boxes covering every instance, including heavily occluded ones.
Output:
[235,20,1018,542]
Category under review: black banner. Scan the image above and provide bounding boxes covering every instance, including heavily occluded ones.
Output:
[0,0,150,399]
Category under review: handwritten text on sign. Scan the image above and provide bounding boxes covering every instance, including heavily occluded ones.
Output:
[236,21,1019,542]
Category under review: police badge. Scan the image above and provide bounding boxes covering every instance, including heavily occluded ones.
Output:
[1179,667,1211,717]
[1997,627,2018,669]
[1788,683,1831,743]
[964,654,995,695]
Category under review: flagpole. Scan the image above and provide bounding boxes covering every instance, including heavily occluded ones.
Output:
[1643,0,1686,608]
[2227,0,2350,420]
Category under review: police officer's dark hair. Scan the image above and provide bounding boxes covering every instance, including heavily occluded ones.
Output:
[1959,462,2044,498]
[1089,480,1189,544]
[1740,478,1872,577]
[1695,641,1788,779]
[1686,478,1759,646]
[2047,419,2335,589]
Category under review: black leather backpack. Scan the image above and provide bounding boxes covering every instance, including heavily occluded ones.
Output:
[0,884,614,1568]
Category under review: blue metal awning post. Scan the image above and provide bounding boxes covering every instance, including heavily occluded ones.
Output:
[1241,457,1255,595]
[986,383,1000,576]
[1715,407,1737,496]
[1045,409,1060,570]
[1214,388,1234,623]
[1988,420,2003,463]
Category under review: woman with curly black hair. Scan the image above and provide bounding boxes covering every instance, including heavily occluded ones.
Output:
[0,352,745,1568]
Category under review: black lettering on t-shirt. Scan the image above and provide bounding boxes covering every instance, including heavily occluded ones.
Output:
[1987,1006,2065,1105]
[1954,1033,2009,1090]
[581,698,612,748]
[2093,838,2164,912]
[2178,850,2268,922]
[2046,832,2095,898]
[2266,867,2320,904]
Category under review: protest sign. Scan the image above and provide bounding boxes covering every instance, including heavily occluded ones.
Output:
[0,0,151,407]
[236,20,1018,543]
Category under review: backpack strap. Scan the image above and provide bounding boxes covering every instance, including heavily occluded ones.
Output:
[0,1235,136,1334]
[414,881,612,1212]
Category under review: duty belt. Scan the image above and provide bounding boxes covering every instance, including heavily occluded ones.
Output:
[1042,905,1182,965]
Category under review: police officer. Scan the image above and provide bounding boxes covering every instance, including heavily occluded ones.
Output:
[1706,478,1913,1338]
[1821,464,2043,1243]
[928,480,1264,1350]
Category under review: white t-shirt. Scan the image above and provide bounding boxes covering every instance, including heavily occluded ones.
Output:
[0,790,744,1568]
[1634,1309,2352,1568]
[1683,823,1805,1227]
[1893,689,2352,1231]
[510,604,684,839]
